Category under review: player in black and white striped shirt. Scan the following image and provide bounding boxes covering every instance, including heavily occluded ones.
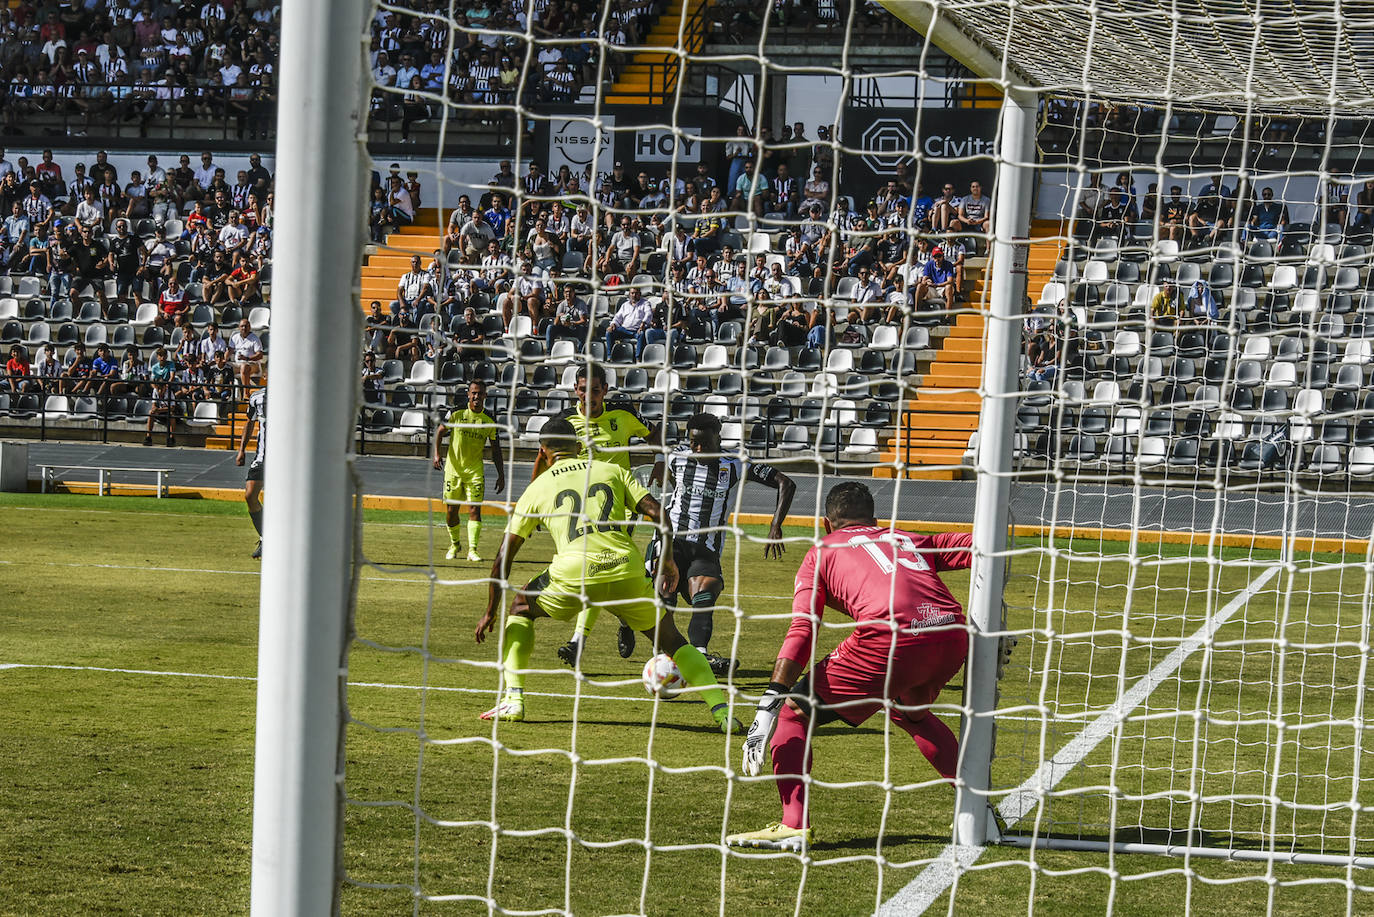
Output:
[638,413,795,676]
[234,387,267,559]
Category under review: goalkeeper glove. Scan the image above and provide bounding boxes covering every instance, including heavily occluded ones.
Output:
[742,681,788,777]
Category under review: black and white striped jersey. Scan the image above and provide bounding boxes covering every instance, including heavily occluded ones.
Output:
[662,445,778,554]
[246,388,267,468]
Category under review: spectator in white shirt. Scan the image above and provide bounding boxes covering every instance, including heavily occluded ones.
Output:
[219,211,250,254]
[603,286,654,356]
[74,188,105,231]
[599,216,641,276]
[199,320,229,363]
[229,317,263,388]
[394,253,437,316]
[193,151,217,198]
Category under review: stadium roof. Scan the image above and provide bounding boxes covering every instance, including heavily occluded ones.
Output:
[881,0,1374,114]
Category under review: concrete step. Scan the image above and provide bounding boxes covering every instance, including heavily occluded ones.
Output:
[898,412,980,431]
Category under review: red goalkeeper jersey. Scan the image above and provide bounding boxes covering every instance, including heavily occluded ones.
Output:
[780,526,973,667]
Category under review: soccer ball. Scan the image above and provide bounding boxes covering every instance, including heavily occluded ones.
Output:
[642,653,688,698]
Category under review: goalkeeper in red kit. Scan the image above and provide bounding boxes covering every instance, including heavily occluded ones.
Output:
[726,481,972,851]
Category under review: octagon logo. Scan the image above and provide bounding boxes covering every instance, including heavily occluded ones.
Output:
[860,117,915,175]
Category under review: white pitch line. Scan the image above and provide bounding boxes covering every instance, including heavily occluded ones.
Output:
[877,564,1281,917]
[0,557,798,599]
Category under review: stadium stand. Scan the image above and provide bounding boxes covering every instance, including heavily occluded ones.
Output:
[7,2,1372,488]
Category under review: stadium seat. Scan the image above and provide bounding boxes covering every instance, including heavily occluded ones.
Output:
[700,344,729,370]
[363,408,396,434]
[0,298,17,322]
[1152,239,1180,262]
[650,369,679,393]
[42,395,70,420]
[1269,265,1297,291]
[777,372,806,399]
[825,349,854,374]
[843,428,878,458]
[1349,446,1374,475]
[248,306,271,331]
[405,361,435,386]
[747,422,776,452]
[396,410,428,437]
[703,394,730,419]
[667,394,696,422]
[717,372,744,396]
[16,277,40,298]
[1308,444,1344,474]
[187,402,220,427]
[619,367,648,394]
[48,300,73,322]
[539,391,569,416]
[1,321,21,343]
[67,396,98,420]
[1266,362,1298,388]
[736,396,762,424]
[73,300,101,324]
[1138,436,1168,467]
[1235,360,1263,387]
[778,424,811,452]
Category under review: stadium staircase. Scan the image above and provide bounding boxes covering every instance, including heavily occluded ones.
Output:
[201,211,444,451]
[873,220,1063,479]
[360,208,444,309]
[605,0,707,105]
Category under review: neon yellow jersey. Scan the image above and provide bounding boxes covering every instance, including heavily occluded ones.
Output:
[444,407,499,473]
[556,407,650,471]
[508,456,651,584]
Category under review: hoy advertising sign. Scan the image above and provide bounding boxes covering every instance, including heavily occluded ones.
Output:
[840,109,998,196]
[547,115,615,177]
[632,128,701,163]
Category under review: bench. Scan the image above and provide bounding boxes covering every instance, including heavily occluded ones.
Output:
[38,464,176,498]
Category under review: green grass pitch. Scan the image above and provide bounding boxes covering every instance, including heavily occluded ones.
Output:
[2,491,1371,915]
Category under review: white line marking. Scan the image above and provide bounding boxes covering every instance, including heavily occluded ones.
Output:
[0,557,797,599]
[877,564,1280,917]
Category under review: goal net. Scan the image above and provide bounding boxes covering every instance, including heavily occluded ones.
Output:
[265,0,1374,913]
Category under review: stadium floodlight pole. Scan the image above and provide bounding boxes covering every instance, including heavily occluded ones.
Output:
[248,0,369,910]
[954,87,1037,848]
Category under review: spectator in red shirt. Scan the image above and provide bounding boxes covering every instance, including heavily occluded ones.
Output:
[5,344,37,392]
[155,276,189,328]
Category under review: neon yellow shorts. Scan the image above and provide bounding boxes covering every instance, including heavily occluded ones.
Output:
[523,569,666,632]
[443,465,484,505]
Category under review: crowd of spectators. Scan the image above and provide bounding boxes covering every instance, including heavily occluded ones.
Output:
[1,0,279,138]
[0,146,273,437]
[361,137,992,376]
[1074,171,1374,249]
[367,0,664,137]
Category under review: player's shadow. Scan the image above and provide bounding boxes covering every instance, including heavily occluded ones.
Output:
[573,718,740,735]
[819,832,954,851]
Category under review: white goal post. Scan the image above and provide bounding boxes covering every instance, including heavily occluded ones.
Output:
[249,0,370,911]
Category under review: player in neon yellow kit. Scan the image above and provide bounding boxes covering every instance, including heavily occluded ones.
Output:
[432,380,506,561]
[475,417,738,733]
[530,363,660,665]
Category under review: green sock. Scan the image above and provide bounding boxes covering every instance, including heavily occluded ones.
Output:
[467,518,482,553]
[447,523,463,548]
[572,606,599,640]
[672,644,726,710]
[502,616,534,690]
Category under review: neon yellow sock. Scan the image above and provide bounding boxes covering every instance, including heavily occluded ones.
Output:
[502,616,534,690]
[447,524,463,548]
[672,644,726,710]
[467,518,482,553]
[571,606,600,640]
